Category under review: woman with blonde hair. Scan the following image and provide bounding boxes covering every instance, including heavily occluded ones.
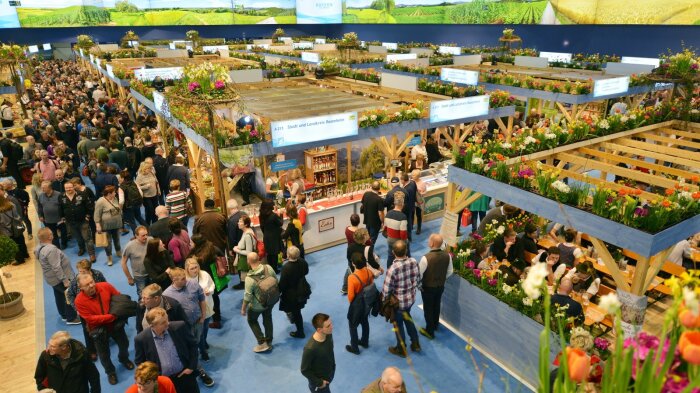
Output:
[185,258,215,361]
[136,161,160,224]
[30,172,44,214]
[288,168,305,199]
[94,185,123,265]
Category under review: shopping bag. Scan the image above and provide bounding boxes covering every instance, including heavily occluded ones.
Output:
[95,232,108,248]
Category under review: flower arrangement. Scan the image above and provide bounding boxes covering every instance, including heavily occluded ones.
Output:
[344,56,385,65]
[358,102,426,128]
[544,271,700,392]
[76,35,95,50]
[383,62,440,76]
[489,90,517,108]
[429,55,454,66]
[319,57,340,73]
[481,72,595,95]
[129,78,154,100]
[254,48,301,58]
[120,30,139,48]
[175,62,233,100]
[339,68,381,83]
[265,61,304,79]
[0,44,26,62]
[656,48,699,82]
[417,79,484,98]
[339,32,360,49]
[501,28,516,39]
[99,48,156,59]
[111,65,132,80]
[272,27,285,41]
[185,30,200,46]
[229,52,266,65]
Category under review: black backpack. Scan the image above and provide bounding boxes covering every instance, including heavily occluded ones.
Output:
[123,182,143,208]
[10,141,23,162]
[347,272,380,324]
[125,147,138,171]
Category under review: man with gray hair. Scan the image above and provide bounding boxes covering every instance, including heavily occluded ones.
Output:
[36,227,80,325]
[361,366,407,393]
[149,205,175,246]
[34,331,101,393]
[418,233,453,340]
[38,180,68,249]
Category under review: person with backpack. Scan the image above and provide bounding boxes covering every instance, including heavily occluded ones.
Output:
[0,192,28,265]
[232,215,256,290]
[0,132,26,188]
[135,160,158,225]
[0,99,14,128]
[119,169,146,236]
[345,252,378,355]
[241,252,278,353]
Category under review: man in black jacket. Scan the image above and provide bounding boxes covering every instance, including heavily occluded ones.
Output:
[136,283,188,334]
[153,147,169,205]
[361,181,384,246]
[60,181,95,261]
[166,155,190,192]
[149,205,176,246]
[401,173,417,242]
[135,307,200,393]
[34,330,101,393]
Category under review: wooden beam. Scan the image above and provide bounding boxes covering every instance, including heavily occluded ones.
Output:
[639,132,700,150]
[643,246,675,291]
[614,138,700,162]
[555,102,572,122]
[589,236,631,292]
[556,152,686,190]
[453,191,483,214]
[631,256,650,295]
[579,147,699,187]
[602,142,700,169]
[659,128,700,141]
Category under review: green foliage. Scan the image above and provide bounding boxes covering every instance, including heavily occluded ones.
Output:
[359,143,386,178]
[445,0,547,24]
[19,6,111,27]
[0,235,18,267]
[115,0,138,13]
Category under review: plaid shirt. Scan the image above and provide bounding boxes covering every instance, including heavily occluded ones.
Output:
[382,257,419,310]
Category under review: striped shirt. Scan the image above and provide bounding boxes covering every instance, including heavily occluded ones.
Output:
[384,209,408,240]
[165,190,188,219]
[382,256,419,310]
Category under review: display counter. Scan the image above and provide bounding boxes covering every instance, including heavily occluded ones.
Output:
[251,165,449,253]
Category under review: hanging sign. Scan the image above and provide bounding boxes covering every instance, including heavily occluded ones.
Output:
[440,68,479,85]
[430,95,490,123]
[593,76,630,97]
[271,159,298,172]
[301,52,320,63]
[271,112,358,148]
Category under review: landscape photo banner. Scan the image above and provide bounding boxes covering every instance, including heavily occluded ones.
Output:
[5,0,698,27]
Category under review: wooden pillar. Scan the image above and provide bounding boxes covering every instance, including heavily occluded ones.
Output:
[588,236,631,292]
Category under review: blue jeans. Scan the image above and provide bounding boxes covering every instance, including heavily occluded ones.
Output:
[52,282,77,320]
[367,225,380,247]
[133,275,150,300]
[394,306,419,348]
[199,317,211,355]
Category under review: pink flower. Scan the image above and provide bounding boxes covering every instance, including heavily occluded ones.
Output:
[623,332,679,378]
[473,269,482,279]
[470,233,483,241]
[250,130,258,138]
[487,278,498,286]
[465,261,475,269]
[214,80,225,90]
[663,372,700,393]
[188,81,200,92]
[594,337,610,351]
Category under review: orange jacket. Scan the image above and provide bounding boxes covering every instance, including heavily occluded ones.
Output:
[348,267,374,303]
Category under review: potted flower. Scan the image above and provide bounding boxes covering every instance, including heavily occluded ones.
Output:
[0,235,23,319]
[502,28,515,39]
[76,34,95,51]
[272,27,285,41]
[120,30,140,48]
[185,30,200,48]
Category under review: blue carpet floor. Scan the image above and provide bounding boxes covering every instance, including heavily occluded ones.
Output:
[42,217,529,393]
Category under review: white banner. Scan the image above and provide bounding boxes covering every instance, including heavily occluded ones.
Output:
[89,54,95,63]
[152,91,172,120]
[271,112,358,148]
[430,95,490,123]
[381,42,398,50]
[440,68,479,85]
[43,43,52,51]
[296,0,342,23]
[202,45,229,54]
[105,64,114,79]
[246,44,270,50]
[593,76,630,97]
[386,53,418,62]
[279,37,292,42]
[95,58,101,68]
[621,56,660,67]
[134,67,184,82]
[438,46,461,56]
[28,45,39,53]
[539,51,572,63]
[301,52,320,63]
[314,38,326,44]
[293,42,314,50]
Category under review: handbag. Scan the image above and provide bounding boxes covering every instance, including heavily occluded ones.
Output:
[252,232,266,258]
[95,231,108,247]
[215,255,228,277]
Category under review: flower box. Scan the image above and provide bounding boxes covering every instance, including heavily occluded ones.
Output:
[130,89,156,113]
[348,62,385,69]
[335,76,379,86]
[447,165,700,257]
[441,275,559,389]
[478,83,668,105]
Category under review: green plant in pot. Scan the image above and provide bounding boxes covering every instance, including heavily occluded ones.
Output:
[0,235,23,319]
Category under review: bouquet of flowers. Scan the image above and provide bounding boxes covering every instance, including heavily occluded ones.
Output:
[76,35,95,50]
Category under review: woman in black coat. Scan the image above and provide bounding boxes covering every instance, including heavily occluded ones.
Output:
[278,245,310,339]
[143,238,175,290]
[259,198,283,272]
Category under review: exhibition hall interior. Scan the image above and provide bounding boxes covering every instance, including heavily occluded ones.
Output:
[0,1,699,392]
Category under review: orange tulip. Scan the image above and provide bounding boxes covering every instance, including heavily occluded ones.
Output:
[678,331,700,365]
[679,306,700,329]
[566,347,590,382]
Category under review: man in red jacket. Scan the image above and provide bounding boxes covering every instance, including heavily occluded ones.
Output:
[75,273,134,385]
